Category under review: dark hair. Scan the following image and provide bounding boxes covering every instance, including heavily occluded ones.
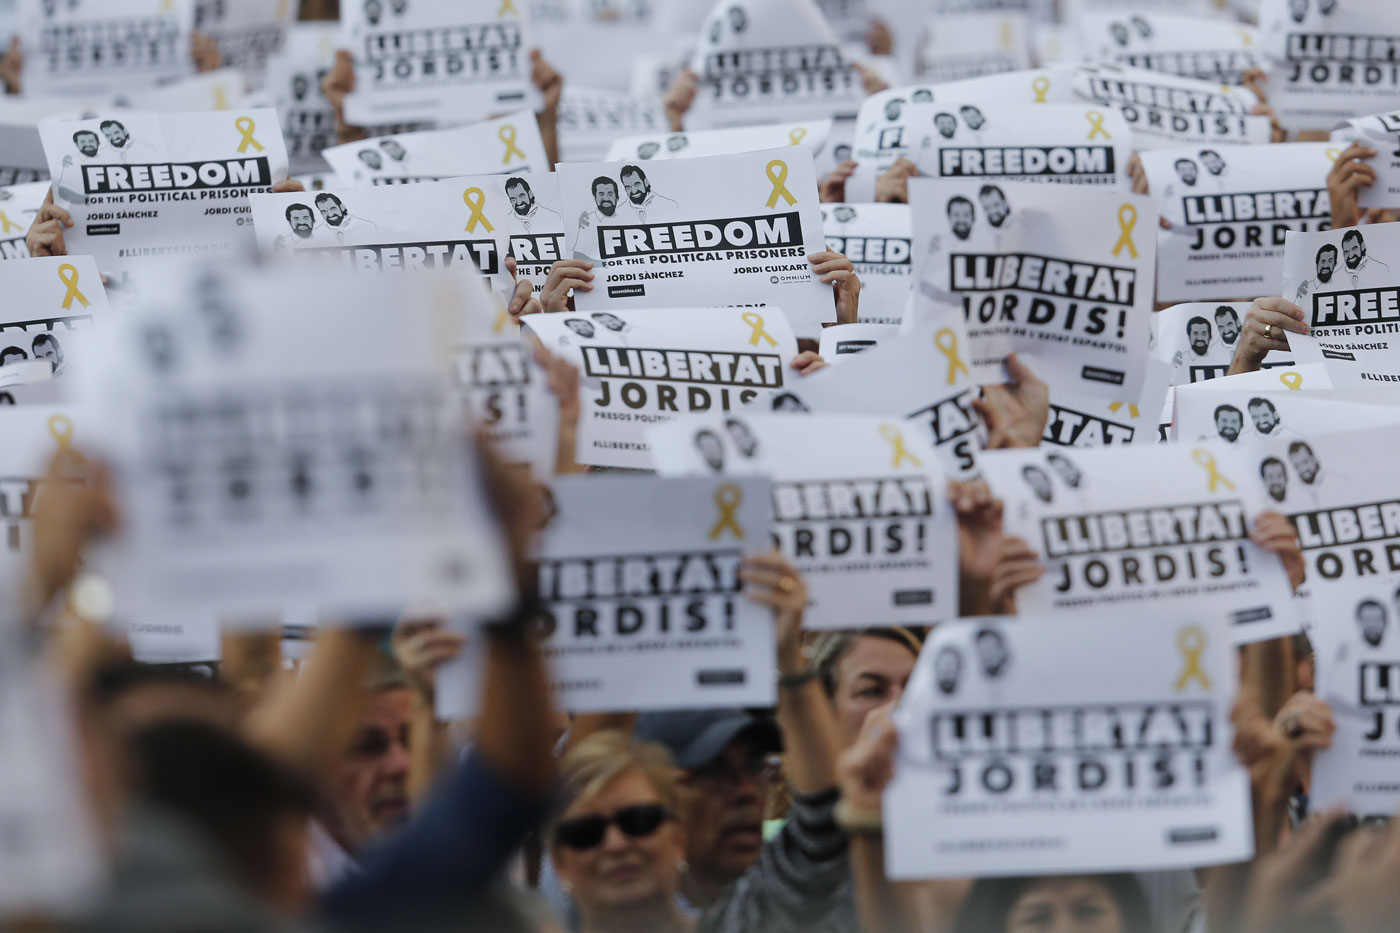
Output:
[285,202,313,222]
[960,104,982,114]
[72,129,98,145]
[947,196,974,215]
[1358,599,1385,619]
[1199,149,1222,160]
[1187,315,1211,333]
[1248,396,1276,413]
[934,111,955,123]
[31,333,57,350]
[1214,305,1238,319]
[99,119,126,133]
[954,875,1152,933]
[619,164,647,183]
[1317,243,1338,260]
[591,176,617,196]
[1342,229,1364,248]
[978,184,1006,200]
[1260,456,1285,476]
[314,192,343,208]
[0,346,26,360]
[1289,441,1315,457]
[1174,158,1195,170]
[1214,404,1242,421]
[812,628,925,698]
[505,176,530,193]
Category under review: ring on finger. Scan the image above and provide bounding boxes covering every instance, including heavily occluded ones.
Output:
[778,576,796,593]
[1264,322,1273,338]
[1284,715,1303,739]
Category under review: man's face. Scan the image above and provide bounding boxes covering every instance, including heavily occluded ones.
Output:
[567,320,595,338]
[697,433,724,469]
[884,100,903,121]
[1111,23,1129,45]
[622,172,649,205]
[33,340,58,364]
[832,636,915,747]
[1025,468,1052,501]
[667,135,688,152]
[358,150,382,170]
[981,191,1009,226]
[726,422,757,457]
[677,738,767,886]
[1289,0,1307,21]
[365,0,382,23]
[1188,322,1211,355]
[1343,236,1365,269]
[0,349,25,365]
[381,140,406,161]
[594,183,618,216]
[975,633,1007,675]
[1317,248,1337,281]
[1359,605,1386,646]
[935,650,960,692]
[1176,161,1198,186]
[1249,403,1279,435]
[1216,410,1243,442]
[329,688,412,851]
[727,6,746,31]
[594,313,624,331]
[75,132,100,157]
[1047,457,1080,488]
[507,183,534,216]
[1319,0,1335,12]
[1263,463,1287,501]
[318,199,346,225]
[949,202,974,240]
[1216,311,1240,343]
[637,142,659,160]
[391,0,407,12]
[960,107,985,130]
[1201,152,1225,175]
[1290,447,1320,483]
[935,114,956,138]
[292,75,309,100]
[102,123,128,148]
[289,208,314,237]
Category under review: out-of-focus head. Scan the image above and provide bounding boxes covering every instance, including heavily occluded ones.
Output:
[813,628,922,747]
[324,664,414,854]
[955,874,1151,933]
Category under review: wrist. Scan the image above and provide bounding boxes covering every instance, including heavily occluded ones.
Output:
[834,798,884,835]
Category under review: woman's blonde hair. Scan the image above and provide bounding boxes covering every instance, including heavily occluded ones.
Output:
[553,730,680,833]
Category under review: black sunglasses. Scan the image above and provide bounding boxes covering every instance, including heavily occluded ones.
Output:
[554,804,674,851]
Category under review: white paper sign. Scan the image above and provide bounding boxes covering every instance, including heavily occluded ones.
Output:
[981,442,1300,642]
[1160,302,1259,384]
[39,109,289,275]
[267,23,339,175]
[769,322,984,481]
[0,180,49,260]
[0,405,78,587]
[1080,12,1262,85]
[606,120,832,163]
[1073,63,1271,150]
[339,0,532,126]
[322,112,549,186]
[650,412,958,629]
[1282,222,1400,385]
[556,87,670,163]
[822,202,911,325]
[1333,111,1400,210]
[18,0,195,98]
[886,611,1252,878]
[1175,384,1400,448]
[79,261,515,635]
[909,179,1155,402]
[0,110,50,187]
[193,0,296,78]
[523,306,799,469]
[0,256,108,404]
[818,321,899,358]
[1041,357,1172,448]
[1260,0,1400,135]
[493,172,567,294]
[537,473,776,712]
[915,13,1031,83]
[1141,143,1334,304]
[556,148,833,338]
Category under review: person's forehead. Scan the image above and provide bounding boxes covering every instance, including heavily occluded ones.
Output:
[839,636,916,682]
[360,687,414,726]
[567,767,662,818]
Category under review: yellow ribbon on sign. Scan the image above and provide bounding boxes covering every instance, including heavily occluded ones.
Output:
[1239,28,1253,47]
[493,309,511,334]
[1112,204,1138,258]
[708,484,745,540]
[48,414,74,450]
[1086,109,1111,140]
[463,188,495,233]
[1031,76,1050,103]
[499,125,526,163]
[234,117,264,153]
[213,84,229,110]
[1325,147,1341,163]
[498,0,518,13]
[1174,625,1212,690]
[1280,371,1303,390]
[0,211,21,234]
[1108,401,1141,418]
[742,312,777,347]
[765,160,797,208]
[789,127,808,146]
[998,19,1014,49]
[880,424,922,468]
[57,263,90,310]
[935,328,971,385]
[1192,449,1236,492]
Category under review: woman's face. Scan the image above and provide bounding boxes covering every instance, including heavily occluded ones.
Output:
[833,636,917,747]
[552,768,686,914]
[1006,878,1126,933]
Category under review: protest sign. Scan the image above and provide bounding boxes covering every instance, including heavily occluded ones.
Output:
[322,113,549,186]
[0,108,50,187]
[77,261,515,639]
[650,412,958,629]
[18,0,195,98]
[822,202,911,325]
[556,148,833,338]
[556,87,670,163]
[528,2,660,92]
[1310,571,1400,820]
[249,180,513,295]
[1160,302,1258,384]
[523,306,799,470]
[1041,354,1172,448]
[1140,143,1334,304]
[606,120,832,162]
[915,12,1031,83]
[909,179,1156,403]
[1072,64,1271,150]
[494,173,567,296]
[0,256,108,404]
[1282,222,1400,386]
[815,0,869,41]
[818,322,900,358]
[267,23,339,175]
[0,181,50,260]
[981,443,1300,642]
[0,406,82,592]
[125,67,247,113]
[1175,383,1400,448]
[770,322,984,481]
[338,0,532,126]
[886,611,1252,878]
[39,109,288,275]
[193,0,295,78]
[1259,0,1400,136]
[685,0,866,129]
[1079,12,1262,85]
[536,473,776,712]
[1334,110,1400,210]
[906,102,1130,190]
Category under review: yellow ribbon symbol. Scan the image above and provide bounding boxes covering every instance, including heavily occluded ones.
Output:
[708,484,744,540]
[235,116,264,153]
[1174,625,1212,691]
[499,125,526,163]
[1280,371,1303,390]
[999,18,1014,50]
[764,160,797,208]
[935,328,971,385]
[1325,147,1341,163]
[213,84,229,110]
[492,309,511,334]
[498,0,518,13]
[1108,401,1141,418]
[1031,76,1050,103]
[741,312,777,347]
[1239,28,1253,47]
[1086,109,1111,140]
[58,263,90,310]
[1112,204,1138,258]
[0,211,21,234]
[48,414,83,464]
[880,424,922,468]
[463,188,495,233]
[1192,449,1236,492]
[788,127,808,146]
